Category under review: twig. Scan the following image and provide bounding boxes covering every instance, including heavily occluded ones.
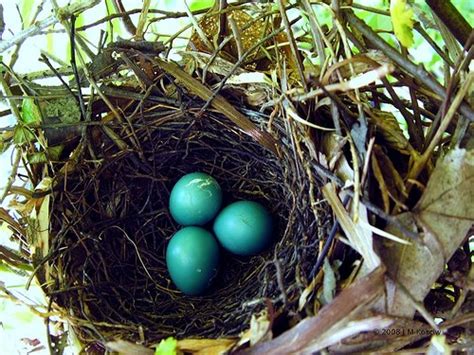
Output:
[7,0,46,77]
[0,4,4,39]
[414,23,455,68]
[425,0,472,47]
[300,0,326,69]
[0,148,21,202]
[310,195,351,279]
[0,0,101,53]
[111,0,136,35]
[310,160,420,240]
[199,16,301,114]
[344,10,474,122]
[277,0,308,92]
[39,54,75,98]
[407,72,474,192]
[69,15,86,120]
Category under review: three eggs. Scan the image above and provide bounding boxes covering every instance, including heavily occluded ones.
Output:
[166,172,273,295]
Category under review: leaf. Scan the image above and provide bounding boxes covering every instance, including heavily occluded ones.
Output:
[189,0,214,11]
[367,109,416,156]
[238,311,272,347]
[21,98,42,126]
[13,125,35,145]
[155,337,178,355]
[47,145,64,161]
[319,258,337,305]
[177,338,236,354]
[322,183,381,271]
[28,177,52,284]
[376,148,474,318]
[0,131,14,153]
[27,152,48,165]
[390,0,415,48]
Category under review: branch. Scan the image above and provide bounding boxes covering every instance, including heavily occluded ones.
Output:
[0,0,101,54]
[344,10,474,122]
[425,0,472,47]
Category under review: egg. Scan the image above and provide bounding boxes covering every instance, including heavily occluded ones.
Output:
[166,226,220,295]
[213,200,273,256]
[169,172,223,226]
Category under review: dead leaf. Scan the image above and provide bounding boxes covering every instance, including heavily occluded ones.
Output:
[238,310,272,347]
[178,338,236,354]
[366,109,416,156]
[319,258,337,306]
[322,183,381,271]
[371,150,391,213]
[376,148,474,318]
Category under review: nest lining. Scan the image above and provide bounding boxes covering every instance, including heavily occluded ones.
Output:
[46,90,325,343]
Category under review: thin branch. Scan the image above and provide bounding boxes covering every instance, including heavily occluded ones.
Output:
[0,0,101,54]
[344,10,474,122]
[425,0,472,47]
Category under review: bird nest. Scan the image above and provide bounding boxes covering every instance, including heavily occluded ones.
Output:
[44,70,328,343]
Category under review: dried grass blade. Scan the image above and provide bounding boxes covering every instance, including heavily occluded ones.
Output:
[155,57,278,155]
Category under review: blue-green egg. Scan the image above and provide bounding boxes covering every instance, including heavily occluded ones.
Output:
[213,200,273,256]
[166,226,220,295]
[169,172,222,226]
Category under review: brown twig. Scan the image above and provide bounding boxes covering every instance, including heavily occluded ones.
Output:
[425,0,472,47]
[344,10,474,122]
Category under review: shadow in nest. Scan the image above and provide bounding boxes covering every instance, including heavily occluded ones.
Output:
[46,94,327,343]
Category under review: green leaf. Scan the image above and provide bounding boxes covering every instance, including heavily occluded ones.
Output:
[155,337,178,355]
[189,0,214,11]
[21,98,42,126]
[20,0,34,24]
[0,131,13,153]
[390,0,415,48]
[28,152,48,165]
[47,145,64,161]
[13,125,35,144]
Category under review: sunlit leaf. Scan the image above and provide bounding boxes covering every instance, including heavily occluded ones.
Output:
[155,337,177,355]
[20,0,34,24]
[189,0,214,11]
[390,0,415,48]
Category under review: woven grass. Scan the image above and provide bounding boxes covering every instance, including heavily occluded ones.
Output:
[46,78,327,342]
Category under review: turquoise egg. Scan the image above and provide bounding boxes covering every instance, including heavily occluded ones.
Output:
[166,226,220,295]
[213,200,273,256]
[169,172,222,226]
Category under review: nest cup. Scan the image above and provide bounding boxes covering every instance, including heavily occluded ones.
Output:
[46,93,324,343]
